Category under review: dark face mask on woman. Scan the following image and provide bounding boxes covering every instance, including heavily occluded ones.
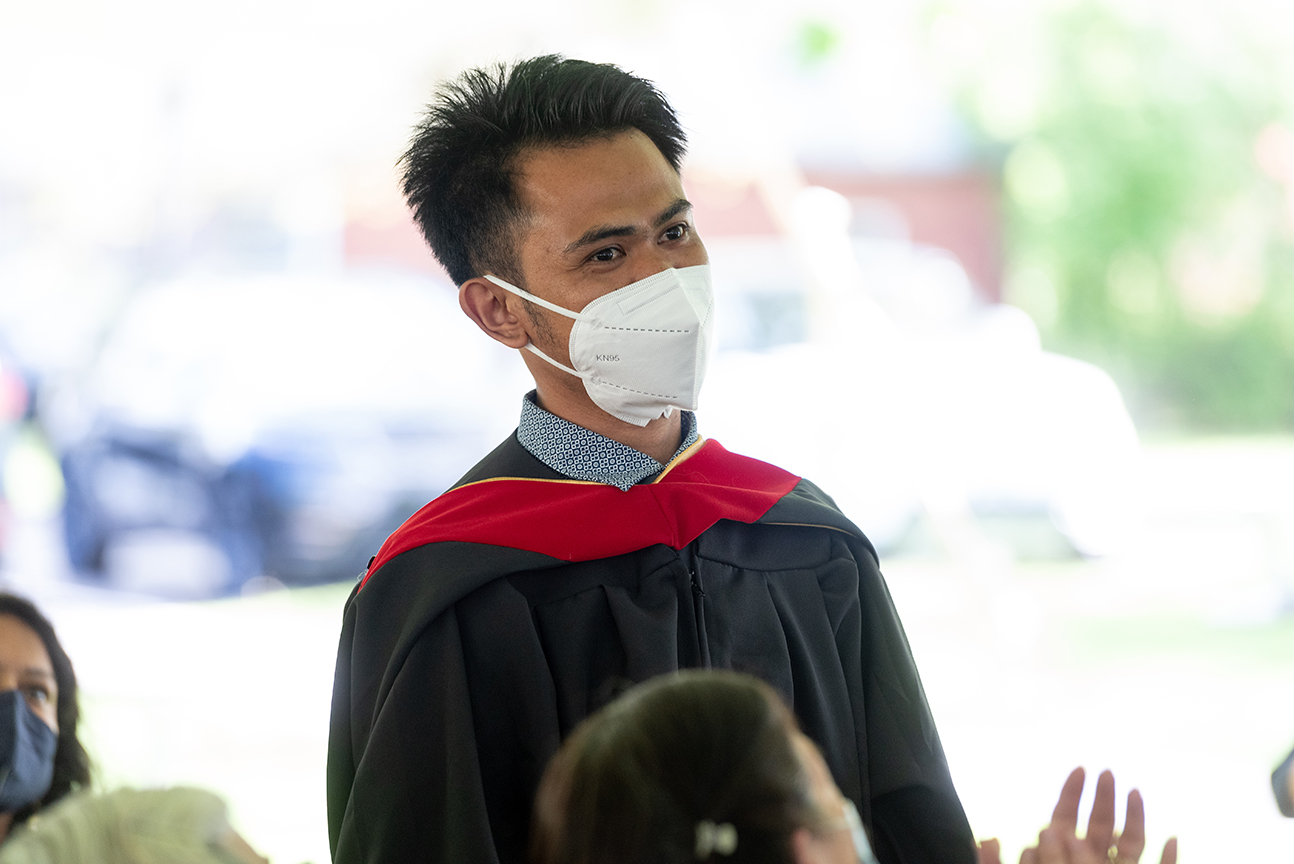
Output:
[0,689,56,813]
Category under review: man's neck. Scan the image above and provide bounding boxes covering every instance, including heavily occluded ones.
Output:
[532,382,684,465]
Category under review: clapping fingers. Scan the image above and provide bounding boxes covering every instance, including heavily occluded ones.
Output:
[1020,769,1176,864]
[1035,828,1064,864]
[1042,767,1117,860]
[1113,784,1180,864]
[977,838,1003,864]
[1084,770,1117,858]
[1031,768,1090,864]
[1019,831,1175,864]
[1049,767,1086,837]
[1111,788,1145,864]
[1029,827,1105,864]
[1065,834,1106,864]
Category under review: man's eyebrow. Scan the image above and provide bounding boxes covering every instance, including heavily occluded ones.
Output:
[563,198,693,256]
[653,198,692,227]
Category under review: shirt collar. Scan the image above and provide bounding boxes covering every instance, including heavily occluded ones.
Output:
[516,391,699,491]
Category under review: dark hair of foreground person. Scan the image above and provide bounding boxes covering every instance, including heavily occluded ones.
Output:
[531,670,840,864]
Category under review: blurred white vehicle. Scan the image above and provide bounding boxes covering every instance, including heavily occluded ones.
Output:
[700,189,1141,559]
[51,271,526,596]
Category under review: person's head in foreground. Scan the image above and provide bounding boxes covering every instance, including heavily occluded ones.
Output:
[530,670,874,864]
[402,55,710,449]
[0,594,90,840]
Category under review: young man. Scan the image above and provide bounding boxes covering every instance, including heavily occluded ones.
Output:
[327,56,976,864]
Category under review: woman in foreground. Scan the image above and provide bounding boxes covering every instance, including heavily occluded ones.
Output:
[532,670,1176,864]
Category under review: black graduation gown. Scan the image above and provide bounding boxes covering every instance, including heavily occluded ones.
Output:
[327,433,975,864]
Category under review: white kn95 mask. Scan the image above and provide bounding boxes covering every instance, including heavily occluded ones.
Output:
[484,264,714,427]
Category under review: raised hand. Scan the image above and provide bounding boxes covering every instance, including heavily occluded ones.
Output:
[1027,767,1177,864]
[977,768,1178,864]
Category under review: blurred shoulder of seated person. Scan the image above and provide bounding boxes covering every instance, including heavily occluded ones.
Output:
[977,768,1177,864]
[0,787,267,864]
[0,594,91,843]
[531,669,880,864]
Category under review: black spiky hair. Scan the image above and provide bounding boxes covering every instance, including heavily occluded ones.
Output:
[400,55,687,286]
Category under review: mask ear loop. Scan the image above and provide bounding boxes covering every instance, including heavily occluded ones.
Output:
[482,274,589,379]
[483,274,583,320]
[842,800,880,864]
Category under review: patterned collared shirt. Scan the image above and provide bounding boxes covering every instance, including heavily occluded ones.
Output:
[516,391,699,491]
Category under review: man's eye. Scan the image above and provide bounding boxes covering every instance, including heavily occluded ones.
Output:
[590,247,620,262]
[23,686,49,704]
[662,223,688,242]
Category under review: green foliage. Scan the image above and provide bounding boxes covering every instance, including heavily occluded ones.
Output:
[795,19,842,68]
[1063,612,1294,670]
[934,1,1294,430]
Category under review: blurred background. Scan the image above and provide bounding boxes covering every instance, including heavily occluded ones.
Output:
[3,0,1294,859]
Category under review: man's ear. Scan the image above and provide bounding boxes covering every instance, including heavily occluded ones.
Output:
[459,277,531,349]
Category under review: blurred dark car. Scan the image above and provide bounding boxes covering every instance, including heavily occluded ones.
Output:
[55,273,523,596]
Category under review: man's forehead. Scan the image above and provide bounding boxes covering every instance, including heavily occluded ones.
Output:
[512,130,684,231]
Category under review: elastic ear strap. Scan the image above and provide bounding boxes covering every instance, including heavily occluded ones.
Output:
[523,343,584,379]
[483,274,580,320]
